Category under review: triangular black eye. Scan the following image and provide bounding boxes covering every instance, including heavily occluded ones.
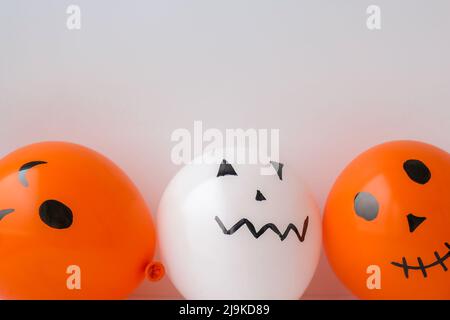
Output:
[217,160,237,177]
[0,209,14,220]
[403,159,431,184]
[270,161,284,180]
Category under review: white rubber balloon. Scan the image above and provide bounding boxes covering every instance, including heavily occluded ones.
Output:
[158,150,321,299]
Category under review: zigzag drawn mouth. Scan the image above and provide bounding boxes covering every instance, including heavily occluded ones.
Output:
[391,242,450,279]
[214,216,309,243]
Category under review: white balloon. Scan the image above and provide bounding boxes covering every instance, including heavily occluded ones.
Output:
[158,150,321,299]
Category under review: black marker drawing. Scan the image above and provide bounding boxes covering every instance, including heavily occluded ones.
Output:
[391,242,450,279]
[0,209,14,220]
[19,161,47,187]
[270,161,283,180]
[217,159,238,177]
[215,215,309,243]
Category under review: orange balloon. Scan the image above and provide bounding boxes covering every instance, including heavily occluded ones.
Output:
[0,142,157,299]
[323,140,450,299]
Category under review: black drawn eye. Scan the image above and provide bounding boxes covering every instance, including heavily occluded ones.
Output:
[403,159,431,185]
[18,161,47,187]
[270,161,284,180]
[0,209,14,221]
[217,159,238,177]
[354,192,379,221]
[39,200,73,229]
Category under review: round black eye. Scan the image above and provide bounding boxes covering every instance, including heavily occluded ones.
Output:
[354,192,379,221]
[39,200,73,229]
[403,159,431,184]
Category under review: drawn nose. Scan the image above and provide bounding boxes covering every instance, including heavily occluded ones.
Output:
[407,213,426,233]
[255,190,266,201]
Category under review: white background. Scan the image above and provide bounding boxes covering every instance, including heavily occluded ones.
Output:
[1,1,449,299]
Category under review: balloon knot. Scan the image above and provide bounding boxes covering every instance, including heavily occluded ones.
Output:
[145,261,165,282]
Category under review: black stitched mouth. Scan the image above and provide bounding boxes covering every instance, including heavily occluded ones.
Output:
[214,216,309,242]
[391,242,450,278]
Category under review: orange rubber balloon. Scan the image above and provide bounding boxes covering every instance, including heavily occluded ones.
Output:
[324,141,450,299]
[0,142,157,299]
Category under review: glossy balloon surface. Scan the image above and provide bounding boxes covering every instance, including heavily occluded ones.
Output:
[0,142,155,299]
[324,141,450,299]
[158,150,321,299]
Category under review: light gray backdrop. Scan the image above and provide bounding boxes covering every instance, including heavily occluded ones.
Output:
[1,0,449,299]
